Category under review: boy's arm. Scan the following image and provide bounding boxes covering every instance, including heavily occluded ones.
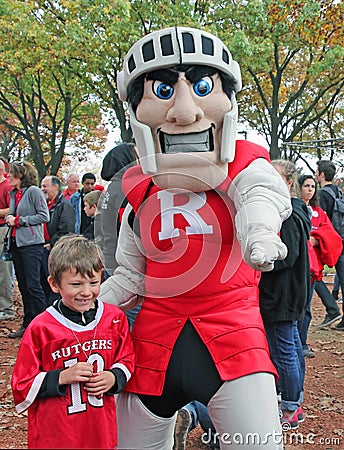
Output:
[11,331,48,413]
[37,370,67,398]
[106,308,135,394]
[84,308,135,396]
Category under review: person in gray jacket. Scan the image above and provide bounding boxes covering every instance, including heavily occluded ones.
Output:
[98,142,138,277]
[5,162,49,338]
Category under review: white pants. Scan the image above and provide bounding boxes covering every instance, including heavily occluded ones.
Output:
[116,372,283,449]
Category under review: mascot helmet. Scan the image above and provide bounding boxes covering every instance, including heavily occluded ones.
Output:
[117,26,242,174]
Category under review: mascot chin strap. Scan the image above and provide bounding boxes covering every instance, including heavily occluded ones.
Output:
[221,92,238,163]
[129,105,157,174]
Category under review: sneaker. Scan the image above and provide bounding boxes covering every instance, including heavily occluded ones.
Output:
[297,407,305,423]
[280,410,299,430]
[337,298,343,304]
[334,317,344,330]
[8,327,25,339]
[173,408,193,450]
[303,348,315,358]
[317,313,341,328]
[0,311,15,321]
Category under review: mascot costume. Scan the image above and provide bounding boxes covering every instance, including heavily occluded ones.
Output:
[100,27,291,449]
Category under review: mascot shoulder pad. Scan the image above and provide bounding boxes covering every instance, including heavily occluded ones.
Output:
[228,140,271,181]
[122,165,154,213]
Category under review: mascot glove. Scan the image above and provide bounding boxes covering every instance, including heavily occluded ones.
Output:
[242,230,287,272]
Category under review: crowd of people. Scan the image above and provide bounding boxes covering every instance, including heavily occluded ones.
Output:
[1,152,342,448]
[0,26,343,450]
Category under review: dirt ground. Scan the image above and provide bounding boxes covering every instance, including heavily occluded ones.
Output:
[0,277,343,450]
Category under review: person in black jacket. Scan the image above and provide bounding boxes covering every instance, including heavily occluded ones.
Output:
[40,175,76,304]
[259,159,311,431]
[98,142,138,278]
[315,159,344,330]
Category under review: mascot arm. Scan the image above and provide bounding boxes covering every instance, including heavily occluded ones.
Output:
[228,158,292,272]
[99,204,146,308]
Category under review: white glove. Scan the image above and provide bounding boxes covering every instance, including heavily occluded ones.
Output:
[242,230,288,272]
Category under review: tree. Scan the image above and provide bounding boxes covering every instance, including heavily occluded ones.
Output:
[34,0,203,143]
[1,0,343,174]
[207,0,344,159]
[0,0,106,179]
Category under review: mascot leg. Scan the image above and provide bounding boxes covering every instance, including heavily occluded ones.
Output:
[207,373,283,449]
[116,392,177,450]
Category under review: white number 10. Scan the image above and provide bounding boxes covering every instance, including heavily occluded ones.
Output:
[64,354,105,414]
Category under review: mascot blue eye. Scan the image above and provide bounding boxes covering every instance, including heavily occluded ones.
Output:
[193,77,213,97]
[152,81,174,99]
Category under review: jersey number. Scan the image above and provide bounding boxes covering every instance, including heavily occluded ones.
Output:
[64,353,104,414]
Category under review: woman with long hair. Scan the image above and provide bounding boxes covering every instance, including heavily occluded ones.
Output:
[5,162,49,338]
[298,175,342,357]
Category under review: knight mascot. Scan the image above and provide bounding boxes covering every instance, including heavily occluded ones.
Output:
[99,27,291,449]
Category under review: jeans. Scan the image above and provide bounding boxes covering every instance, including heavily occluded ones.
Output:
[11,241,47,328]
[185,401,219,448]
[41,247,60,306]
[264,321,305,412]
[298,281,315,349]
[125,305,142,331]
[0,226,14,315]
[315,279,340,316]
[335,253,344,314]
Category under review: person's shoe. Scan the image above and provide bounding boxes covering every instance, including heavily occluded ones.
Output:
[8,327,25,339]
[317,313,342,328]
[334,317,344,330]
[332,289,339,300]
[297,407,305,423]
[303,348,315,358]
[0,312,15,321]
[337,298,343,304]
[280,410,299,430]
[173,407,193,450]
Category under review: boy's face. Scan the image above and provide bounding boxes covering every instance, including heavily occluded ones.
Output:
[48,269,102,313]
[84,201,96,217]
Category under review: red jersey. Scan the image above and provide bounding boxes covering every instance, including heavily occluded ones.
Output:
[308,205,343,280]
[12,302,134,449]
[122,141,277,395]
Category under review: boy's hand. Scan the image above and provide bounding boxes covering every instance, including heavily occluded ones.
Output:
[84,371,116,396]
[59,362,93,385]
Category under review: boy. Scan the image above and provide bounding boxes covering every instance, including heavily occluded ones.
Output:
[11,235,135,449]
[83,190,103,240]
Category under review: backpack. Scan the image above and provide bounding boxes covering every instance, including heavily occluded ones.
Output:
[322,185,344,239]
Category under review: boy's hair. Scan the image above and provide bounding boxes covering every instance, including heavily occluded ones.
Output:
[48,235,104,286]
[316,160,336,182]
[84,190,102,207]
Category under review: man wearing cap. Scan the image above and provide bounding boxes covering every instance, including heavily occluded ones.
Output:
[100,27,291,449]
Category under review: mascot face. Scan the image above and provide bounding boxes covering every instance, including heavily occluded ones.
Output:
[136,67,232,191]
[117,27,242,192]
